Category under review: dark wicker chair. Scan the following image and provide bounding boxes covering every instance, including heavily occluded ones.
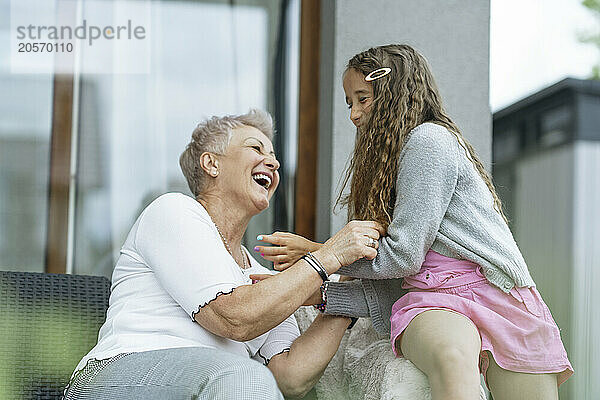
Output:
[0,271,110,400]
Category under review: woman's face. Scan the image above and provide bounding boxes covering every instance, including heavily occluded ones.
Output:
[218,125,280,214]
[343,68,374,129]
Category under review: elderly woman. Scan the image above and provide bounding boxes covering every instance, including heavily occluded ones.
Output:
[63,109,383,400]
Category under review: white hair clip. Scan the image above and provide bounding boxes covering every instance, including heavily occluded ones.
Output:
[364,67,391,82]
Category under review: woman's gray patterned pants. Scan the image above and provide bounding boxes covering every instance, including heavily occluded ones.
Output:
[62,347,284,400]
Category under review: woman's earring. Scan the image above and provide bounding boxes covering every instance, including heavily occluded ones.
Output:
[212,169,218,177]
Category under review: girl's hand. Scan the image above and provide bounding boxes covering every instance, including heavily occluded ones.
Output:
[248,273,274,285]
[248,273,273,285]
[255,232,323,271]
[249,274,322,306]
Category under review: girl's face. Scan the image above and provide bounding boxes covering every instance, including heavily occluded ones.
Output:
[343,68,374,129]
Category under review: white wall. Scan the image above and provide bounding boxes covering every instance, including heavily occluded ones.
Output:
[316,0,491,239]
[571,141,600,400]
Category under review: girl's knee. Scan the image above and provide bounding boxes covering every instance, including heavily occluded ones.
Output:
[430,346,480,384]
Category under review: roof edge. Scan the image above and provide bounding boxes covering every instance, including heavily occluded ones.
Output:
[493,77,600,120]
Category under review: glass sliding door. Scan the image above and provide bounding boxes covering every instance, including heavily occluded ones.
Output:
[73,0,285,277]
[0,0,54,272]
[0,0,299,276]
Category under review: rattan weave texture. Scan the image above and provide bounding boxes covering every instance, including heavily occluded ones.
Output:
[0,271,110,400]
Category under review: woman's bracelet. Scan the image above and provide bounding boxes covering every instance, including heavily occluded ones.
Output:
[313,281,358,330]
[313,281,328,312]
[302,252,329,283]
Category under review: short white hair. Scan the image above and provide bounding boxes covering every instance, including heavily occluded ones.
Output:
[179,109,275,197]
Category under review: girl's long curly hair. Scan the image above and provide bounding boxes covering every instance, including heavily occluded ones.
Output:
[337,44,507,231]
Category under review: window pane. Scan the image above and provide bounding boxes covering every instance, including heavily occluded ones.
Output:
[493,128,520,163]
[73,1,276,277]
[540,105,572,148]
[0,0,53,272]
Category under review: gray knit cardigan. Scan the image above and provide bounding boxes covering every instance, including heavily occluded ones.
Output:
[324,122,535,336]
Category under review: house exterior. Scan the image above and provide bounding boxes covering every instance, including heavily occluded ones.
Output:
[493,77,600,400]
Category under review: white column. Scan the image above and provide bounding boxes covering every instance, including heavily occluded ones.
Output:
[316,0,491,240]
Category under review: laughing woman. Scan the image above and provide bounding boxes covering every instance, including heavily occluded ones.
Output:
[63,109,384,400]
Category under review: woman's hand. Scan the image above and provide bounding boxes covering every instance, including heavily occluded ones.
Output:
[250,273,322,306]
[314,220,385,275]
[256,232,322,271]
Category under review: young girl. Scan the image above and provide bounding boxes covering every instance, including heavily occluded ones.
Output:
[255,44,573,400]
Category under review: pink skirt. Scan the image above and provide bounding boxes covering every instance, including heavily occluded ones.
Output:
[390,250,573,387]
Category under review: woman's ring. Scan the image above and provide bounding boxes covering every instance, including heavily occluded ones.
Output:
[366,237,377,248]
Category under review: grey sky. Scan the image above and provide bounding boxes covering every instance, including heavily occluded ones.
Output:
[491,0,599,111]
